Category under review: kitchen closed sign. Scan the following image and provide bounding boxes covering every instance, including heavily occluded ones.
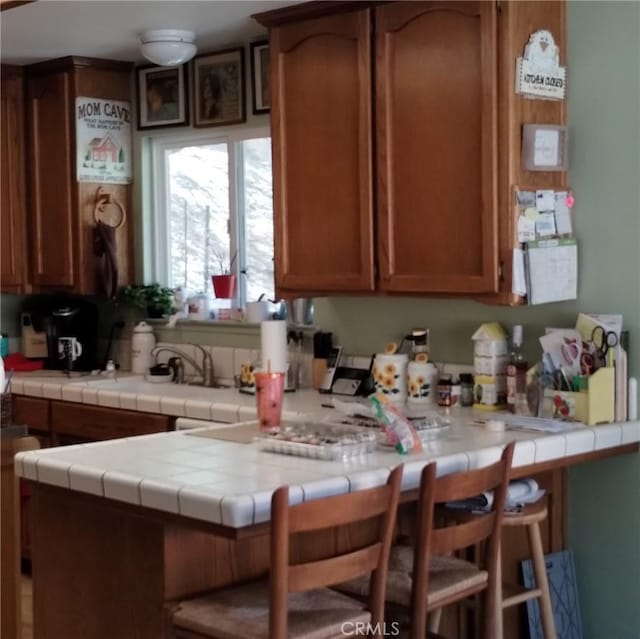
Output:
[76,97,133,184]
[515,30,566,101]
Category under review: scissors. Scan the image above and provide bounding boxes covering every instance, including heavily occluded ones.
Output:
[590,326,618,367]
[580,351,596,375]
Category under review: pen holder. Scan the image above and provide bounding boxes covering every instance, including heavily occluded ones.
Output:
[542,367,615,425]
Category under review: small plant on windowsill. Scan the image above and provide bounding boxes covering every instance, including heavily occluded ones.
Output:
[211,251,238,299]
[118,284,176,318]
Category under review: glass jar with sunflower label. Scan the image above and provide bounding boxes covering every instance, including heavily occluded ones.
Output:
[372,353,408,403]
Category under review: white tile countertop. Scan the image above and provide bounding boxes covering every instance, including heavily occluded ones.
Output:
[14,411,640,529]
[9,371,329,423]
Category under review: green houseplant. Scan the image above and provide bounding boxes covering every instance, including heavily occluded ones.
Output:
[118,284,175,318]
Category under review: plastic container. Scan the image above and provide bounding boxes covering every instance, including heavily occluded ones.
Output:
[131,321,156,375]
[256,422,377,460]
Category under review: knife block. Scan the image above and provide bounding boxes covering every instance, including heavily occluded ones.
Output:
[312,358,327,390]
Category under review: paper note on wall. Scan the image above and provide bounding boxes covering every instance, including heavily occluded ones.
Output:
[512,248,527,296]
[554,192,573,235]
[526,239,578,305]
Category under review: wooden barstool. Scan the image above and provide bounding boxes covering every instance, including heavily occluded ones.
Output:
[497,501,557,639]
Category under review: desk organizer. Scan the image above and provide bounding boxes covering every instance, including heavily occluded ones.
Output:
[541,367,615,425]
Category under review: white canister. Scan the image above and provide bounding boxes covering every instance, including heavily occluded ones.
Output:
[131,321,156,374]
[407,362,438,404]
[372,353,408,403]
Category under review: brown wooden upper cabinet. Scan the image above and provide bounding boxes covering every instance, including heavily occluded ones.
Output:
[1,65,29,293]
[270,10,375,293]
[255,1,567,303]
[25,57,134,294]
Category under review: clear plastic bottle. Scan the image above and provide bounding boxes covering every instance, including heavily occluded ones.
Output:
[506,325,528,413]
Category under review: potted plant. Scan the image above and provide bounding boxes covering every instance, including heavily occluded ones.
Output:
[118,284,175,318]
[211,251,238,299]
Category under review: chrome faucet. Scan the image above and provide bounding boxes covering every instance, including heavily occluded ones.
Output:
[150,344,215,387]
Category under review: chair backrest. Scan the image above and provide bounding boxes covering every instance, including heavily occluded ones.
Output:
[410,442,515,639]
[269,464,404,639]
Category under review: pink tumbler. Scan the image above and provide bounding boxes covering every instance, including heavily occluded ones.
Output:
[255,371,285,432]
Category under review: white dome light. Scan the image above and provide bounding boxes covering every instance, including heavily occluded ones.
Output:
[140,29,196,66]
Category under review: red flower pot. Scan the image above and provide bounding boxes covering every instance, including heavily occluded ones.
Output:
[212,274,236,299]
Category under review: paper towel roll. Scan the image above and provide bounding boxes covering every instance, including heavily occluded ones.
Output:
[260,320,287,373]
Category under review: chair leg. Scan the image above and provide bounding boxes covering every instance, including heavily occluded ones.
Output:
[527,522,557,639]
[494,539,504,639]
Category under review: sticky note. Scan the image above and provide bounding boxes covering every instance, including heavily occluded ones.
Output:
[554,192,573,235]
[536,212,557,237]
[524,207,540,221]
[517,215,536,242]
[536,189,555,212]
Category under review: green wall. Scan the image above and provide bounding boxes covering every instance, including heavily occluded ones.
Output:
[315,2,640,637]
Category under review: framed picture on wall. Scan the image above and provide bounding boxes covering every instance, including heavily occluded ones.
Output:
[250,40,270,114]
[136,64,188,129]
[193,47,246,127]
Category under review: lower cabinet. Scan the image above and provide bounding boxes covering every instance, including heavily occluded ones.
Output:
[12,395,173,564]
[50,401,172,443]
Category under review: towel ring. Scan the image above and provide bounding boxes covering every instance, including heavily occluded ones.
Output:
[93,186,126,229]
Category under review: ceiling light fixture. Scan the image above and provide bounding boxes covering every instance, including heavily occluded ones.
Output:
[139,29,196,66]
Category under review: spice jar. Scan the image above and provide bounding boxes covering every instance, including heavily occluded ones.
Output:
[460,373,474,407]
[451,378,462,408]
[437,374,452,407]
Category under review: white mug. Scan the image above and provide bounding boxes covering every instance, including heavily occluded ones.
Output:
[372,354,408,403]
[58,337,82,361]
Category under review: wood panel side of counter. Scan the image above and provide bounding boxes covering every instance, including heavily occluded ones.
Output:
[1,436,39,639]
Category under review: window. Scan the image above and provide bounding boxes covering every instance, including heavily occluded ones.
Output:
[150,129,274,312]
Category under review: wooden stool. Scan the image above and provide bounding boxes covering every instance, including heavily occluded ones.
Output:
[497,501,557,639]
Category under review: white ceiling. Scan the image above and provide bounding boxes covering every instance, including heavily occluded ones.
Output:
[0,0,298,66]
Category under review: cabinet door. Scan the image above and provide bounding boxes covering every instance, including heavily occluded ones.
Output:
[26,71,75,288]
[271,10,374,293]
[376,1,498,294]
[51,402,171,441]
[1,67,28,292]
[12,395,51,434]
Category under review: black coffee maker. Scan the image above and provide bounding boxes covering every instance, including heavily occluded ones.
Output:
[21,294,99,372]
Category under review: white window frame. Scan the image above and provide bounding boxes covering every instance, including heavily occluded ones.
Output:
[149,126,271,307]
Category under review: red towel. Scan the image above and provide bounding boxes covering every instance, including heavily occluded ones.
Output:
[2,353,44,371]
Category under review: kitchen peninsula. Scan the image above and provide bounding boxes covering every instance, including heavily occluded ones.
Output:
[14,385,639,639]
